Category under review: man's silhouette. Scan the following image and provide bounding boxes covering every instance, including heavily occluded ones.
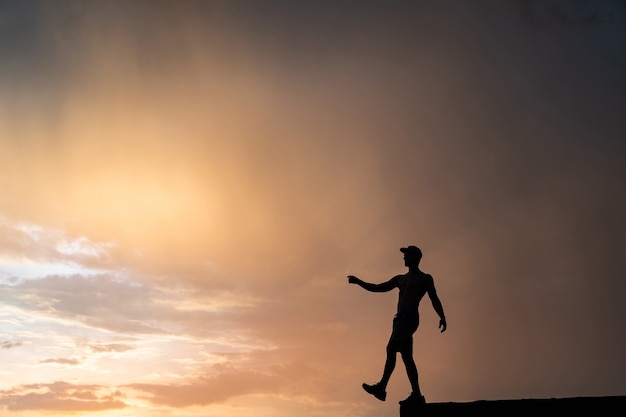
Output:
[348,245,446,406]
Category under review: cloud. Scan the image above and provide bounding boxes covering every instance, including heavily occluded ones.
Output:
[83,342,135,353]
[2,273,184,336]
[35,341,137,367]
[0,217,115,283]
[129,361,315,407]
[1,340,23,349]
[39,358,81,366]
[0,381,127,411]
[1,269,268,344]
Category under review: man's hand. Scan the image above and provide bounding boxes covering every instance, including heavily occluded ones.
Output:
[347,275,359,284]
[439,317,447,333]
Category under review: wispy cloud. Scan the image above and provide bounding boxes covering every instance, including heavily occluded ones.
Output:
[128,362,315,407]
[83,342,136,354]
[38,358,82,366]
[0,217,113,283]
[0,381,127,412]
[1,340,23,349]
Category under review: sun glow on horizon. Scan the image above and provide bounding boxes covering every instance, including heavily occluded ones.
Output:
[0,216,280,417]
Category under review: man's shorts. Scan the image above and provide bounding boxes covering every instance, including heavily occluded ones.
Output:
[388,312,419,351]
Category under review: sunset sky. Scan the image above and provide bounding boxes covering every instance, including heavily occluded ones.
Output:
[1,1,625,416]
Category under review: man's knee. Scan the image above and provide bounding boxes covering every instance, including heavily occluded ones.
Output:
[388,340,411,354]
[386,341,399,354]
[399,347,413,360]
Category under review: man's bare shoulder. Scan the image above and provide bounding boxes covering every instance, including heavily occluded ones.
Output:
[415,271,434,286]
[422,273,437,291]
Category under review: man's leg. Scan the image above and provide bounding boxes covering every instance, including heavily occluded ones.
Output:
[400,347,420,396]
[399,343,426,406]
[362,339,397,401]
[380,342,398,388]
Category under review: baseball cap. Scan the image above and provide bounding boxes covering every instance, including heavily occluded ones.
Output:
[400,245,422,258]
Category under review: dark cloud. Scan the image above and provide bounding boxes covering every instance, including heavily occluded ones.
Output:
[516,0,626,28]
[0,2,58,79]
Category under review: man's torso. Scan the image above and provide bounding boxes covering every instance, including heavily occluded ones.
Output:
[395,271,431,316]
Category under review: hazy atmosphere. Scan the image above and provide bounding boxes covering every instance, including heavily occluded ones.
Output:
[1,1,625,416]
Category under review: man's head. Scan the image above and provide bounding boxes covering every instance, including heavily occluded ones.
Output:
[400,245,422,267]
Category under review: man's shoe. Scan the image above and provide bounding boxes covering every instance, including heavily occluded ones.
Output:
[362,383,386,401]
[399,392,426,406]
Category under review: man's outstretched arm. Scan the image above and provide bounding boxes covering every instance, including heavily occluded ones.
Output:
[347,275,397,292]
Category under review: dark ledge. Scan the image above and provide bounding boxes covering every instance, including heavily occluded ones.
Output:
[400,396,626,416]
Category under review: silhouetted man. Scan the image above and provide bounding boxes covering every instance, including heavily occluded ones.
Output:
[348,245,446,406]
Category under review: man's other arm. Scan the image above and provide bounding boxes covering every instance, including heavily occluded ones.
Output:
[426,275,447,332]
